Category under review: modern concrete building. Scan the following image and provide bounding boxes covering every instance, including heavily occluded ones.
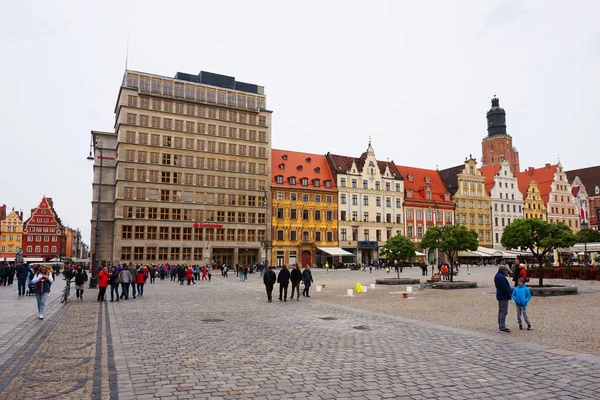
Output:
[89,70,272,268]
[326,141,404,264]
[480,160,524,248]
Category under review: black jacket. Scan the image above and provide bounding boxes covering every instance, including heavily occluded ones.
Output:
[301,269,313,283]
[290,268,302,284]
[263,269,276,286]
[277,268,290,285]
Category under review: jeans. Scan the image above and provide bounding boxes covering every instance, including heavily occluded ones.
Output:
[17,277,27,295]
[36,292,49,316]
[137,283,144,296]
[290,282,300,299]
[498,300,509,329]
[120,283,129,299]
[130,281,137,297]
[110,283,119,300]
[516,305,531,326]
[279,284,288,300]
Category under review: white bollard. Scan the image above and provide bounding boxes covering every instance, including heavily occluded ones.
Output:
[407,286,413,294]
[370,283,376,289]
[362,285,368,293]
[347,289,354,297]
[316,285,322,292]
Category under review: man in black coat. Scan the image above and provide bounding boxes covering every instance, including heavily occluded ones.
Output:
[289,264,302,301]
[263,266,276,302]
[16,262,31,296]
[277,265,291,302]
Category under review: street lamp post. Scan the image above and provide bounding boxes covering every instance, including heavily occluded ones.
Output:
[87,136,104,288]
[581,220,588,264]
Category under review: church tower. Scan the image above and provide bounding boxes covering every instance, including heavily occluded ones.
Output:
[481,97,520,174]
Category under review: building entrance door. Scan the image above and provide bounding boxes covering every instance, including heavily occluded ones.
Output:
[301,250,312,267]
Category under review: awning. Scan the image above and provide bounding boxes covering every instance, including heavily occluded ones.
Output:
[457,250,492,257]
[415,251,426,256]
[24,257,44,262]
[317,247,356,257]
[1,257,16,262]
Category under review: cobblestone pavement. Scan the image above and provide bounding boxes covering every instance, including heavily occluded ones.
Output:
[2,272,600,399]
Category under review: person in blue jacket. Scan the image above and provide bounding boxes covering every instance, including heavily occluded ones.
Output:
[494,265,513,333]
[511,278,532,330]
[16,262,31,296]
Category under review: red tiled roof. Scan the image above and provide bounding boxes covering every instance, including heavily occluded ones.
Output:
[395,165,454,206]
[478,164,501,195]
[516,164,558,204]
[271,149,336,191]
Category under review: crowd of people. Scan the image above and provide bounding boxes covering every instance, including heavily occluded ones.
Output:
[494,260,532,333]
[262,264,314,302]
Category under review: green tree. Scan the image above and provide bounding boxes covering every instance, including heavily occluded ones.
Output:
[380,235,416,278]
[575,228,600,244]
[420,225,479,282]
[501,219,577,286]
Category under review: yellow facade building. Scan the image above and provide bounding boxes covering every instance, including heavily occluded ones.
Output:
[0,208,24,261]
[440,156,492,247]
[271,150,338,267]
[521,180,546,220]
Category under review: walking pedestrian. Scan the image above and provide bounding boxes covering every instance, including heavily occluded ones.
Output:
[201,266,208,281]
[109,266,119,302]
[185,266,194,285]
[128,264,138,298]
[16,262,30,296]
[511,278,532,330]
[137,265,147,296]
[118,266,132,300]
[495,265,513,333]
[325,261,329,273]
[263,266,276,302]
[31,266,53,319]
[97,267,109,302]
[0,262,8,286]
[7,264,15,286]
[290,264,302,301]
[301,265,314,297]
[149,265,157,284]
[277,265,290,302]
[73,265,88,301]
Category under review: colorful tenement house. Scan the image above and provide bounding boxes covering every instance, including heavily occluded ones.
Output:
[519,180,546,220]
[394,165,454,249]
[479,160,524,248]
[271,150,338,268]
[439,156,492,247]
[22,197,67,261]
[326,141,404,264]
[566,165,600,231]
[517,163,580,231]
[0,208,24,261]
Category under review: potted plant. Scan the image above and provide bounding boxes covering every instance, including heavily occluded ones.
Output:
[563,264,572,280]
[579,266,589,281]
[529,266,539,278]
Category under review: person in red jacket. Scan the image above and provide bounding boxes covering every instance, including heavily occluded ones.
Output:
[185,266,195,285]
[201,266,208,281]
[136,266,147,297]
[97,267,109,302]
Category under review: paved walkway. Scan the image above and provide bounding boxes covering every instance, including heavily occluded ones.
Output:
[1,273,599,399]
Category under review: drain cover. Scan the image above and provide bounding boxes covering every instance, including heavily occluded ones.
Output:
[319,317,337,321]
[201,319,224,323]
[352,325,371,331]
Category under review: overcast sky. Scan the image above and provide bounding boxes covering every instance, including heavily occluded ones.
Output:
[1,0,599,244]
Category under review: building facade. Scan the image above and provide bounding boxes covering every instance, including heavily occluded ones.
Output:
[0,208,24,261]
[481,97,520,175]
[271,150,338,267]
[326,141,404,264]
[566,165,600,231]
[440,156,492,247]
[520,180,547,220]
[395,165,455,262]
[480,160,524,247]
[22,197,66,261]
[90,70,272,268]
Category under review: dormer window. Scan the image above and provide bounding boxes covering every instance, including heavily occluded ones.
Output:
[313,179,320,187]
[426,189,431,200]
[424,176,431,183]
[444,193,450,201]
[314,167,320,173]
[305,157,311,163]
[407,190,413,198]
[279,163,285,170]
[289,177,296,185]
[297,165,303,171]
[282,154,288,160]
[275,175,283,184]
[301,178,308,186]
[324,180,331,188]
[407,174,414,182]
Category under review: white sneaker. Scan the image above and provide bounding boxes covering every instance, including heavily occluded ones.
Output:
[39,315,44,319]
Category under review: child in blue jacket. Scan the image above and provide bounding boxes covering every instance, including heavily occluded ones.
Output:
[511,278,532,330]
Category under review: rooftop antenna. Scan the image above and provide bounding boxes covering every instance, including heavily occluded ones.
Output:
[125,36,130,70]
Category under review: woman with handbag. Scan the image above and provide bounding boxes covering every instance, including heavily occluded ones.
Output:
[31,266,53,319]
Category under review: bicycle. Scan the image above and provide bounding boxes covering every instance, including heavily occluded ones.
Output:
[61,279,72,304]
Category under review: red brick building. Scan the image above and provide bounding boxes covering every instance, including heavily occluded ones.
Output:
[22,197,67,261]
[481,97,520,175]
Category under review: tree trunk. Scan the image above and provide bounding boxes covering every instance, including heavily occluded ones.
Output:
[449,252,454,282]
[538,256,544,287]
